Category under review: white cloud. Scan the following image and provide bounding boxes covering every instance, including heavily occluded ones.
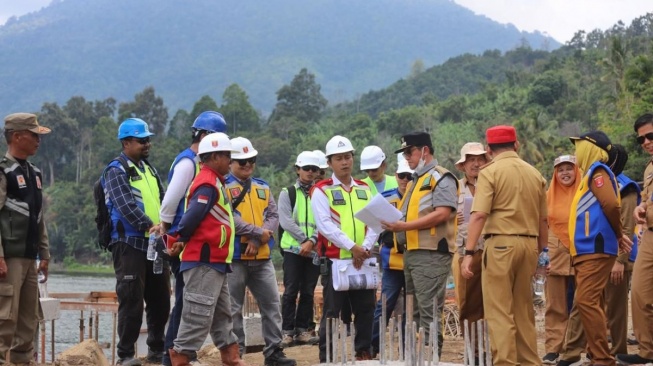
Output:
[454,0,651,42]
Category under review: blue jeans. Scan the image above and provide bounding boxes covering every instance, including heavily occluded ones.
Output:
[371,268,405,353]
[162,258,185,365]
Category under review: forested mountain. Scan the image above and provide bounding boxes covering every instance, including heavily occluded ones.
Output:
[4,11,651,266]
[0,0,557,115]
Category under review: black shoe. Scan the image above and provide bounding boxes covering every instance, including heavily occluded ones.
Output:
[616,354,653,365]
[146,349,163,363]
[626,337,639,345]
[116,357,142,366]
[265,348,297,366]
[556,358,583,366]
[543,353,560,364]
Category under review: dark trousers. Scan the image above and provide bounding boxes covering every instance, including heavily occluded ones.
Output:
[162,257,185,364]
[371,268,405,353]
[318,260,375,362]
[112,242,171,359]
[281,252,320,332]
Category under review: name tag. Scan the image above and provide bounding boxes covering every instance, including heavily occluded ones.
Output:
[332,190,346,205]
[355,189,368,200]
[256,188,267,200]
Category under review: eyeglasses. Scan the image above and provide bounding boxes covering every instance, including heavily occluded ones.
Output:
[397,173,412,180]
[301,166,319,172]
[636,132,653,144]
[234,157,256,166]
[402,147,418,158]
[130,137,151,145]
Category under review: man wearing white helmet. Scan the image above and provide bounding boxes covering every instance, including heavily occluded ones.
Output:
[159,111,228,366]
[311,135,378,362]
[313,150,329,181]
[360,145,398,196]
[278,151,321,347]
[167,133,249,366]
[371,158,413,356]
[224,137,295,366]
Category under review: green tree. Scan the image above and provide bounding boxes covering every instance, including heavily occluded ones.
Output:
[220,84,260,133]
[189,95,220,122]
[269,68,328,124]
[118,87,169,136]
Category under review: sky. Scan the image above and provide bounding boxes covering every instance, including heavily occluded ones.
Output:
[0,0,651,43]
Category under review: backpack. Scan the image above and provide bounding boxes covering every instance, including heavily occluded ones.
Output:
[278,185,297,255]
[94,156,132,251]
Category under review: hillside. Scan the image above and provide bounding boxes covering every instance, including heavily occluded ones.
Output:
[0,0,558,114]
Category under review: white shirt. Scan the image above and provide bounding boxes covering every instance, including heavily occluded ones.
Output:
[311,174,378,251]
[159,157,197,224]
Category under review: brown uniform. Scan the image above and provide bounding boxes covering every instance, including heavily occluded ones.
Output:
[561,167,621,366]
[544,230,574,354]
[604,190,637,355]
[632,161,653,359]
[472,151,546,366]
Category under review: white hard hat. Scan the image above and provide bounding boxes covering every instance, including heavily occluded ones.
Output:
[396,159,413,174]
[325,135,354,156]
[230,137,258,159]
[295,151,320,167]
[198,132,237,155]
[313,150,328,169]
[360,145,386,170]
[397,153,406,164]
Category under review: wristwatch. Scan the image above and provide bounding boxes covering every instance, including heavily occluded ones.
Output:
[464,249,475,256]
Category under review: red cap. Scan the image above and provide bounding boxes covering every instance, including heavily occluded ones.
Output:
[486,125,516,144]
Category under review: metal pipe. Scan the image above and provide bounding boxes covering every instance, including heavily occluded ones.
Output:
[350,323,356,365]
[418,327,425,366]
[398,314,404,362]
[463,319,469,366]
[381,293,386,365]
[389,317,395,361]
[477,320,484,366]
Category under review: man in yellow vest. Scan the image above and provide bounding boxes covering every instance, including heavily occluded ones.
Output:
[312,135,378,362]
[279,151,320,346]
[382,131,459,356]
[103,118,169,366]
[360,145,398,196]
[224,137,296,366]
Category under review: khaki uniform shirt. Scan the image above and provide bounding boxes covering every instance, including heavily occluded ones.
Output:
[472,151,547,236]
[456,176,484,254]
[0,152,50,259]
[643,160,653,228]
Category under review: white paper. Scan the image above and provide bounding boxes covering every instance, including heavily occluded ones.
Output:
[331,257,379,291]
[354,193,403,233]
[463,196,474,222]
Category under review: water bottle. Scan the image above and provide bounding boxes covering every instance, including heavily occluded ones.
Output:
[534,248,549,296]
[290,246,320,265]
[147,234,157,261]
[153,252,163,274]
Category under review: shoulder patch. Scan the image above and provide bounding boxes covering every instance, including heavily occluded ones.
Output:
[593,175,604,188]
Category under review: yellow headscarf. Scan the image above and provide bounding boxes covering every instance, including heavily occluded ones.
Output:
[574,140,609,174]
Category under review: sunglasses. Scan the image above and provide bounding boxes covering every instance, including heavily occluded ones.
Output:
[301,166,319,172]
[636,132,653,144]
[320,169,326,175]
[130,137,151,145]
[234,157,256,166]
[397,173,412,180]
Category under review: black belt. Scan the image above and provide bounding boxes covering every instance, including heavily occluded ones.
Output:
[484,234,537,239]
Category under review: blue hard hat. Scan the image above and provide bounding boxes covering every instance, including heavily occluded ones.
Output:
[117,118,155,140]
[192,111,227,133]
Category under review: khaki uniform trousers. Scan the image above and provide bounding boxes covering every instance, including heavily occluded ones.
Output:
[456,250,484,323]
[632,230,653,359]
[560,256,615,366]
[604,268,632,355]
[544,274,574,354]
[482,236,539,366]
[0,258,39,364]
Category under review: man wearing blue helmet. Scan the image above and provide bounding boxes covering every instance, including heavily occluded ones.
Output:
[102,118,169,366]
[159,111,227,366]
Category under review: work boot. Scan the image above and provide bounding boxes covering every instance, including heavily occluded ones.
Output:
[281,332,295,348]
[294,330,319,345]
[146,349,164,363]
[616,354,653,365]
[355,350,373,361]
[264,347,297,366]
[169,349,192,366]
[220,343,248,366]
[116,356,142,366]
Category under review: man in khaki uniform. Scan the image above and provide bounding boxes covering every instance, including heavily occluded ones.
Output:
[617,113,653,365]
[0,113,51,366]
[461,125,547,366]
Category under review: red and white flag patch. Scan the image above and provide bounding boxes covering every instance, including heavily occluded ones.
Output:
[593,175,604,188]
[197,195,209,204]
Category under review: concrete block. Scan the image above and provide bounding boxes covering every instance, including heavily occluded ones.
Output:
[244,314,264,347]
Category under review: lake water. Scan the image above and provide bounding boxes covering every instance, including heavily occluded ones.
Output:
[39,273,172,363]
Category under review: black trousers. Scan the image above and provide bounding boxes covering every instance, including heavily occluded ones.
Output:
[112,242,171,359]
[318,260,375,362]
[281,252,320,332]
